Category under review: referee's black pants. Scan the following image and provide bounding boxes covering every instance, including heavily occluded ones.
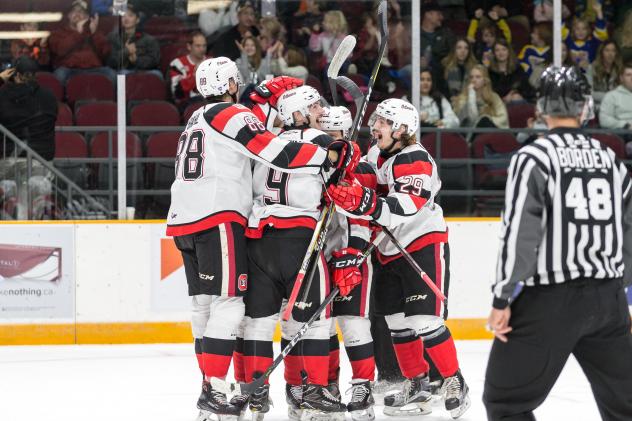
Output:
[483,278,632,421]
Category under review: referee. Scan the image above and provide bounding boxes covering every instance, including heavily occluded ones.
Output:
[483,66,632,421]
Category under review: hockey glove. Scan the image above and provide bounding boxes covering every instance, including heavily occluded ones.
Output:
[250,76,304,107]
[327,178,382,218]
[330,247,364,296]
[325,139,361,185]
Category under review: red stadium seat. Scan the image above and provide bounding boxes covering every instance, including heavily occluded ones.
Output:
[37,72,63,101]
[75,101,117,126]
[146,132,181,189]
[508,21,530,53]
[55,132,87,158]
[421,132,469,160]
[66,73,114,105]
[56,102,73,126]
[126,72,167,101]
[306,74,323,93]
[143,16,188,42]
[160,42,188,75]
[91,131,142,157]
[348,101,379,127]
[471,132,520,188]
[592,133,626,160]
[507,103,536,128]
[130,101,181,126]
[182,101,205,123]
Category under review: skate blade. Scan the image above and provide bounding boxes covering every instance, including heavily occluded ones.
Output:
[350,407,375,421]
[300,409,345,421]
[250,411,265,421]
[448,395,471,419]
[383,402,432,417]
[197,410,239,421]
[288,407,303,421]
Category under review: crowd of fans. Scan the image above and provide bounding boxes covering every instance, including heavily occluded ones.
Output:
[1,0,632,217]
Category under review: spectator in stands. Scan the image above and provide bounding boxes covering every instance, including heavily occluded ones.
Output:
[211,2,259,61]
[198,1,237,38]
[292,0,324,48]
[518,22,552,86]
[169,31,210,110]
[416,68,460,129]
[236,35,278,87]
[466,1,529,33]
[562,1,608,71]
[352,12,380,76]
[258,16,285,52]
[308,10,349,74]
[533,0,571,23]
[273,45,309,81]
[467,7,511,66]
[614,11,632,64]
[48,0,115,84]
[440,37,478,102]
[10,22,49,68]
[0,57,57,161]
[452,64,509,136]
[599,62,632,151]
[587,40,621,108]
[107,4,161,77]
[487,38,535,104]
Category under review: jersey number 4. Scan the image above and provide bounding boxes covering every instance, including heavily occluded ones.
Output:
[175,130,204,180]
[565,177,613,221]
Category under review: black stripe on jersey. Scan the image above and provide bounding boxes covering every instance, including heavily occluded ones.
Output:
[234,124,263,147]
[202,102,232,126]
[270,143,301,168]
[391,149,430,171]
[310,134,334,148]
[355,162,375,174]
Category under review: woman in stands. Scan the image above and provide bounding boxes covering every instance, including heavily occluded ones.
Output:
[440,37,479,103]
[415,68,460,129]
[487,38,535,105]
[587,41,622,109]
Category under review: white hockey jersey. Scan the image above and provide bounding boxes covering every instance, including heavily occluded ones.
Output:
[248,128,334,236]
[166,103,328,237]
[365,143,448,262]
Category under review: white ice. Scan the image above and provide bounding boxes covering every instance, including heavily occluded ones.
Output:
[0,340,601,421]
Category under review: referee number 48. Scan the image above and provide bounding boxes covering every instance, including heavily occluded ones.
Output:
[565,177,612,221]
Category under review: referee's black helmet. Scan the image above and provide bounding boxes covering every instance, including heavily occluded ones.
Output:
[537,66,594,121]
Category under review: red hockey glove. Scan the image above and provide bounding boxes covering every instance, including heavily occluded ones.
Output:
[327,178,382,218]
[250,76,304,107]
[330,247,364,296]
[325,139,361,186]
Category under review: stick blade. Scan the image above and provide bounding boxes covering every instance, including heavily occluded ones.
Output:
[377,0,388,38]
[335,76,363,101]
[327,35,356,79]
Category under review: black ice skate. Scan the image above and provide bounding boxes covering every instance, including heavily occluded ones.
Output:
[249,384,272,421]
[383,374,432,416]
[443,370,470,419]
[346,379,375,421]
[229,392,249,421]
[300,384,347,421]
[286,383,303,421]
[197,381,242,421]
[371,378,405,406]
[327,381,341,400]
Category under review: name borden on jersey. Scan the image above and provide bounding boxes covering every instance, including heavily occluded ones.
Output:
[555,145,613,171]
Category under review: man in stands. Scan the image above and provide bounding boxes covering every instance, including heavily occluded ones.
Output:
[599,62,632,154]
[48,0,115,84]
[169,30,210,110]
[210,2,260,61]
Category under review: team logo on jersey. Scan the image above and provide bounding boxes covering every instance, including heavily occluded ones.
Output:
[406,294,428,303]
[238,274,248,291]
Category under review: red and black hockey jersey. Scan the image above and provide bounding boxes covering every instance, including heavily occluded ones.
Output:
[166,103,328,237]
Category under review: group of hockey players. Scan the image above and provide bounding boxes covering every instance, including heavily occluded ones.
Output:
[166,55,470,421]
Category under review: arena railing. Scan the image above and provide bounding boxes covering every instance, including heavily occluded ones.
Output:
[42,126,632,219]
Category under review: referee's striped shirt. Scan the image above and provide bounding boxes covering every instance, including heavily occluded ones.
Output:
[493,128,632,309]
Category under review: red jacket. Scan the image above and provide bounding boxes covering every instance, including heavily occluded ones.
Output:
[48,27,110,69]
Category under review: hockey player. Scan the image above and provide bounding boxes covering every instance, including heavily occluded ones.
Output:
[320,106,377,421]
[166,57,357,421]
[326,98,471,419]
[242,86,361,421]
[483,66,632,420]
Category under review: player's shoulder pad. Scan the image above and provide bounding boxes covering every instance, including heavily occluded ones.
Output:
[203,102,256,125]
[392,145,432,179]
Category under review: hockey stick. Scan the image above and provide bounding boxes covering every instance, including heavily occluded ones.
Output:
[293,0,389,310]
[210,231,386,396]
[282,34,358,322]
[381,227,447,303]
[328,35,356,106]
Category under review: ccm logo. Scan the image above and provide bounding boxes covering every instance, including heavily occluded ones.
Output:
[238,274,248,291]
[406,294,428,302]
[334,295,353,302]
[199,273,214,281]
[333,257,358,268]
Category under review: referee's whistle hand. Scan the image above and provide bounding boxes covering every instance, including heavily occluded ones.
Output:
[487,308,513,343]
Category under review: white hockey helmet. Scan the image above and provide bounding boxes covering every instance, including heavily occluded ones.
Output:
[374,98,419,136]
[320,106,353,137]
[277,85,321,126]
[195,57,242,98]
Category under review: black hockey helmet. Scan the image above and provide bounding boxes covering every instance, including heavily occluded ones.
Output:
[537,65,594,122]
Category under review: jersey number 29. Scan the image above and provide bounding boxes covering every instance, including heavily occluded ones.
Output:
[175,130,205,180]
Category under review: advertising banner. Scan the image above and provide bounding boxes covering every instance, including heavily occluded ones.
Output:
[0,225,75,319]
[150,225,189,312]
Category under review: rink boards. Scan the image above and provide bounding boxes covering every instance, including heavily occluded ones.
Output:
[0,219,629,345]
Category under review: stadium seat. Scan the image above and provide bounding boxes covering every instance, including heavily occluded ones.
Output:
[508,21,530,53]
[182,101,206,123]
[471,133,520,188]
[126,73,167,101]
[159,42,188,75]
[349,101,379,126]
[143,16,188,42]
[75,101,117,126]
[592,133,626,160]
[90,132,143,190]
[54,132,88,187]
[445,20,469,37]
[146,131,181,188]
[66,73,114,105]
[37,72,63,101]
[306,74,324,94]
[130,101,181,126]
[507,103,536,128]
[56,102,73,126]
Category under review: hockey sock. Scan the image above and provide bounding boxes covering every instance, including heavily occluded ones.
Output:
[202,337,235,380]
[423,326,459,378]
[233,337,245,383]
[195,338,204,375]
[391,329,429,379]
[300,338,330,386]
[243,339,273,383]
[282,337,305,385]
[346,343,376,381]
[338,316,375,381]
[328,333,340,383]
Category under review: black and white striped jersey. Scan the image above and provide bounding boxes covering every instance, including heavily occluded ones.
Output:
[493,128,632,309]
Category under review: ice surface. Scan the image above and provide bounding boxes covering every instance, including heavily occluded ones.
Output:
[0,340,601,421]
